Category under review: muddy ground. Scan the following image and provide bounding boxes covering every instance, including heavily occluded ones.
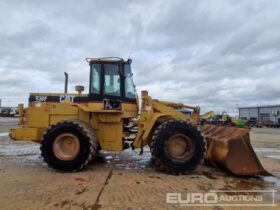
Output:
[0,117,279,210]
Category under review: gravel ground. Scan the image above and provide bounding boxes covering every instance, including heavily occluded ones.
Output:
[0,117,279,210]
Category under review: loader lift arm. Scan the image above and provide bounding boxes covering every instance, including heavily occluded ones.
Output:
[133,90,200,149]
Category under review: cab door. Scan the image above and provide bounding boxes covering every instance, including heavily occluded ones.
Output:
[102,63,122,110]
[90,62,122,109]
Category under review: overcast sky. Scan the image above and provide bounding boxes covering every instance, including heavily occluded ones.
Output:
[0,0,280,114]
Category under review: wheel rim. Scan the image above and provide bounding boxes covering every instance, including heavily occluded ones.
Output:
[165,134,194,161]
[53,133,80,161]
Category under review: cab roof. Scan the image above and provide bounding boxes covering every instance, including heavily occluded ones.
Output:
[85,57,132,64]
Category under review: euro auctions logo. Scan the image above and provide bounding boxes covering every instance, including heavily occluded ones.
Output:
[167,192,218,205]
[166,190,277,207]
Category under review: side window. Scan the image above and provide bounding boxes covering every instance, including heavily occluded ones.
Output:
[91,64,101,94]
[124,64,136,99]
[104,64,120,96]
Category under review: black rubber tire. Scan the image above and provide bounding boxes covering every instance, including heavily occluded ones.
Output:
[150,120,206,174]
[40,120,98,172]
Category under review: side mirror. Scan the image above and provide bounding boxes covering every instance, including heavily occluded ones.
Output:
[75,85,84,94]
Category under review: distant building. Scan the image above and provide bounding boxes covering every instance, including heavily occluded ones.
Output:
[238,105,280,124]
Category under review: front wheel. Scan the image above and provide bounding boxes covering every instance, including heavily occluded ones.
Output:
[150,120,206,174]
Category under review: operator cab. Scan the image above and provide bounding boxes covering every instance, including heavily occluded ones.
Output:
[87,57,137,110]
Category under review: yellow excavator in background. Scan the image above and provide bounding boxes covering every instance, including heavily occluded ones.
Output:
[200,111,215,125]
[200,111,249,127]
[9,57,267,176]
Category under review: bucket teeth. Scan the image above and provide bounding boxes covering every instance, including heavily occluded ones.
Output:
[201,125,268,176]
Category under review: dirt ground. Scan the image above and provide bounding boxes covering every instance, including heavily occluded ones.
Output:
[0,117,279,210]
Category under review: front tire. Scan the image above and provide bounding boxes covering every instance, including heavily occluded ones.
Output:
[150,120,206,174]
[40,120,98,172]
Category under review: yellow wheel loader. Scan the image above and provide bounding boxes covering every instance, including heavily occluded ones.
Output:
[9,57,266,175]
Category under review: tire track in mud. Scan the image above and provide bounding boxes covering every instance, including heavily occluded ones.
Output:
[92,168,113,209]
[0,168,110,210]
[95,169,187,209]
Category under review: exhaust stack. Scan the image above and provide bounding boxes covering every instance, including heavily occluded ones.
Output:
[64,72,68,94]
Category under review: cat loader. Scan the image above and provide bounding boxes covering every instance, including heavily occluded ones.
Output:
[9,57,266,175]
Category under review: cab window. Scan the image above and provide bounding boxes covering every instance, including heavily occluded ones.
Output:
[91,63,101,94]
[104,64,121,96]
[124,64,136,99]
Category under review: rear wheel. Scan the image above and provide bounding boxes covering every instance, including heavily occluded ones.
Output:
[150,120,206,174]
[40,120,98,172]
[53,133,81,161]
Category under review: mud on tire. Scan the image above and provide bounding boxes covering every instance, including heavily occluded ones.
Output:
[150,120,205,174]
[40,120,98,172]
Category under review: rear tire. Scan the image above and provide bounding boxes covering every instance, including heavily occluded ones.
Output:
[40,120,98,172]
[150,120,206,174]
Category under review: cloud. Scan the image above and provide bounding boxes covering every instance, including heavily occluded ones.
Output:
[0,0,280,115]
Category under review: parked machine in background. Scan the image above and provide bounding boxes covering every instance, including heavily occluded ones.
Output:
[199,111,215,125]
[200,111,248,127]
[257,120,279,128]
[0,107,18,117]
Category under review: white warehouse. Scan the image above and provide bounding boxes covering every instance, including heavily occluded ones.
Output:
[238,105,280,124]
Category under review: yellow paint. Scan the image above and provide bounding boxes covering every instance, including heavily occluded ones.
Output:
[9,127,46,142]
[97,122,123,151]
[18,103,24,125]
[10,91,199,151]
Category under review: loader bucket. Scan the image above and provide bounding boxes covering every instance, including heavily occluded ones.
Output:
[200,125,268,176]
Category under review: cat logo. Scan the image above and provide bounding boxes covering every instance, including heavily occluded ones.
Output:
[59,95,75,104]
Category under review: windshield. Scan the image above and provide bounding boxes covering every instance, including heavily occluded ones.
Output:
[124,64,136,99]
